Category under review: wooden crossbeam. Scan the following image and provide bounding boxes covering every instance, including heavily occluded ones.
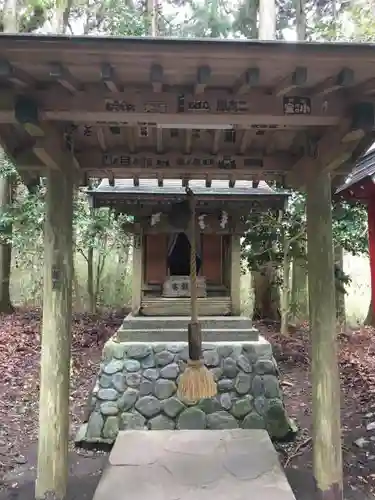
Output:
[185,130,192,154]
[211,130,222,154]
[0,88,350,128]
[311,68,354,96]
[195,65,211,95]
[49,63,81,93]
[150,64,164,93]
[72,150,294,178]
[0,60,34,88]
[239,130,251,154]
[156,127,164,153]
[273,67,307,97]
[233,68,260,95]
[352,78,375,96]
[97,127,107,150]
[101,63,120,93]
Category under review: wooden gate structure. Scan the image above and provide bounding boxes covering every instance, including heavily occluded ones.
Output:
[1,34,375,500]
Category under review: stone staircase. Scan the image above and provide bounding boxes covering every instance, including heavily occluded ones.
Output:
[140,296,231,316]
[116,314,258,343]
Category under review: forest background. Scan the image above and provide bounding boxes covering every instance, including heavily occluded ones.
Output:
[0,0,374,333]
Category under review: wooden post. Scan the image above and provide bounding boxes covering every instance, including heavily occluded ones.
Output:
[306,170,343,500]
[132,231,143,313]
[35,165,73,500]
[230,235,241,315]
[367,200,375,316]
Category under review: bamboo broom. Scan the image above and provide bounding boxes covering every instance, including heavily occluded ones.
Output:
[177,187,217,402]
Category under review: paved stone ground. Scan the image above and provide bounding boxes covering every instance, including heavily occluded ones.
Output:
[94,430,295,500]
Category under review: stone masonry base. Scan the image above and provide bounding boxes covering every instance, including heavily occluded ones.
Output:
[75,336,297,446]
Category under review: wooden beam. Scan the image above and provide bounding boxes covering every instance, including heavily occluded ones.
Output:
[239,130,251,154]
[126,126,136,153]
[306,169,343,500]
[185,130,192,154]
[289,102,375,186]
[352,78,375,96]
[195,65,211,94]
[211,130,222,154]
[150,64,164,93]
[233,68,260,95]
[101,63,120,93]
[97,127,106,150]
[273,67,307,97]
[14,95,81,173]
[35,161,73,500]
[0,59,34,88]
[311,68,354,96]
[49,62,81,94]
[78,150,294,177]
[0,88,350,128]
[156,127,164,153]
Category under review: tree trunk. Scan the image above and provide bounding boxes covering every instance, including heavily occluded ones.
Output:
[0,0,17,314]
[295,0,306,41]
[365,301,375,326]
[291,256,308,323]
[87,245,95,313]
[35,166,73,500]
[334,245,346,325]
[259,0,276,40]
[306,170,343,500]
[280,238,291,336]
[0,174,14,313]
[252,263,280,321]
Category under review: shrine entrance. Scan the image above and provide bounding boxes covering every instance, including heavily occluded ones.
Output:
[168,232,202,276]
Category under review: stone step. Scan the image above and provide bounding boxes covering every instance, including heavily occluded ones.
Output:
[140,297,231,316]
[122,315,253,331]
[116,327,259,343]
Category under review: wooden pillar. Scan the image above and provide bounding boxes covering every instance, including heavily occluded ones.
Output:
[230,234,241,315]
[306,170,343,500]
[35,166,74,500]
[132,232,143,312]
[367,200,375,315]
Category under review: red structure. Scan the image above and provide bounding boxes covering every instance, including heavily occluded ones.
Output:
[336,149,375,312]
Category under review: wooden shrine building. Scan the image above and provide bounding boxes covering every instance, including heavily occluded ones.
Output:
[90,178,287,316]
[1,33,375,500]
[336,149,375,315]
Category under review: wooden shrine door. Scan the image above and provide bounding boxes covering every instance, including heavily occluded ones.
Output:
[144,234,167,284]
[201,234,223,285]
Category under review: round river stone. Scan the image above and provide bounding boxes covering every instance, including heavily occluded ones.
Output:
[177,407,206,430]
[135,395,161,418]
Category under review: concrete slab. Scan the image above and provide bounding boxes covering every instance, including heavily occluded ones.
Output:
[93,430,296,500]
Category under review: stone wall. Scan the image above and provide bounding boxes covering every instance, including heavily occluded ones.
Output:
[75,337,296,446]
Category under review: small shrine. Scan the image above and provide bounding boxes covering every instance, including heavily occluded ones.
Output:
[336,149,375,314]
[91,178,287,316]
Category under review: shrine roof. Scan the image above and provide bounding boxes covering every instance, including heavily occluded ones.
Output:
[335,149,375,194]
[92,178,282,197]
[2,33,375,187]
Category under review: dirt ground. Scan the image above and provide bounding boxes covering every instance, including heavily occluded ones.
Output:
[1,310,375,500]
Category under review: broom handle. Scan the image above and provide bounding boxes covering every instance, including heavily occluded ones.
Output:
[189,194,198,323]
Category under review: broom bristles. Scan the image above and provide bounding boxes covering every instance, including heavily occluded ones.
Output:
[177,360,217,402]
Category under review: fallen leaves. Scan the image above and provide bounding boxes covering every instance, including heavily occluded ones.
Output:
[0,308,125,480]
